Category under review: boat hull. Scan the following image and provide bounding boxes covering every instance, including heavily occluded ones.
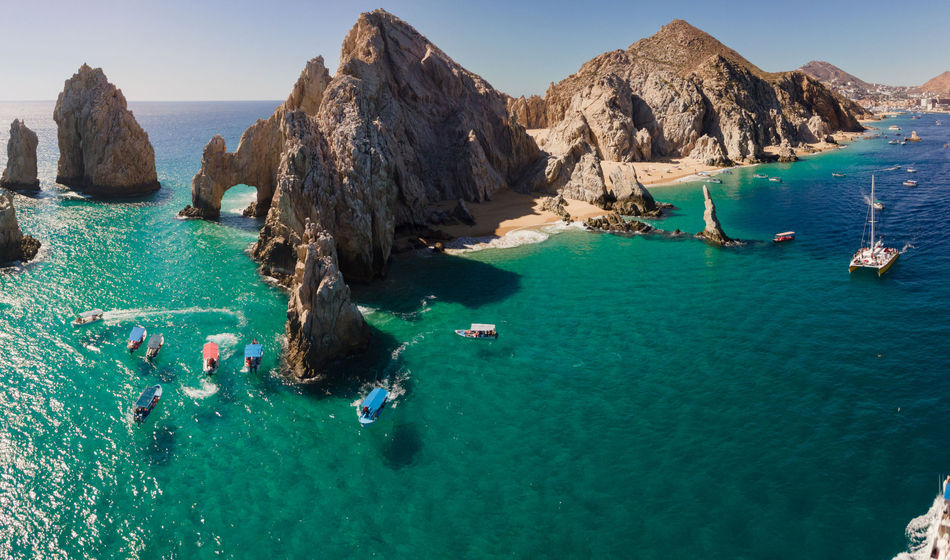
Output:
[455,330,497,340]
[849,251,899,276]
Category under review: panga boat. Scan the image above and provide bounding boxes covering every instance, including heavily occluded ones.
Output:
[127,326,146,353]
[72,309,104,327]
[773,231,795,243]
[753,173,768,179]
[133,385,162,423]
[455,323,498,339]
[706,177,722,184]
[849,175,899,276]
[832,172,846,178]
[873,200,884,211]
[928,477,950,559]
[888,140,899,145]
[769,176,782,183]
[907,168,918,173]
[202,342,219,374]
[145,334,164,360]
[903,179,918,187]
[358,387,388,425]
[244,340,263,372]
[889,125,901,130]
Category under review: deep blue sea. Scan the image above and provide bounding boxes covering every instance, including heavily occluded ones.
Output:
[1,102,949,559]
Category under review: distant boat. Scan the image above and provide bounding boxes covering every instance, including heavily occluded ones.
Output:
[900,141,906,145]
[133,385,162,423]
[127,326,146,353]
[697,171,710,176]
[907,168,917,173]
[455,323,497,339]
[936,120,943,125]
[873,200,884,211]
[769,177,782,183]
[72,309,103,327]
[145,334,164,360]
[832,172,846,178]
[889,125,901,130]
[202,342,219,374]
[888,140,899,145]
[706,177,722,184]
[849,175,899,276]
[244,340,263,372]
[903,179,918,187]
[753,173,768,179]
[358,388,388,426]
[773,231,795,243]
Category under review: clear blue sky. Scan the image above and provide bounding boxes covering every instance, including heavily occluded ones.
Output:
[3,0,948,101]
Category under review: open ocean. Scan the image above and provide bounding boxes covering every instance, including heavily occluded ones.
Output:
[1,101,949,559]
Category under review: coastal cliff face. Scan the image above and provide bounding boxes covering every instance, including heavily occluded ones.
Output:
[188,10,545,378]
[0,193,40,263]
[53,64,159,196]
[511,20,867,170]
[1,120,39,190]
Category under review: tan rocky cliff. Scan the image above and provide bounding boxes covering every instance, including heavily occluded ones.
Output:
[1,120,39,190]
[512,19,867,178]
[185,10,546,379]
[0,193,40,263]
[53,64,159,196]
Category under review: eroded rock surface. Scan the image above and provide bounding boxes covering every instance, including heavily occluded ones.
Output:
[1,120,39,190]
[0,193,40,263]
[53,64,159,196]
[696,184,732,245]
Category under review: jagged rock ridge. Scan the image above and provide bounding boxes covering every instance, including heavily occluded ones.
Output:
[53,64,160,196]
[0,193,40,263]
[1,119,39,190]
[798,61,874,91]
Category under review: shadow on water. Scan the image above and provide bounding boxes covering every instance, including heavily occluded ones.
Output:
[145,424,176,466]
[352,252,522,316]
[382,422,424,470]
[292,325,404,399]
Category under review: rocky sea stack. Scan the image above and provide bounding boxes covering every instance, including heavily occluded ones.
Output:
[696,184,733,246]
[1,119,39,190]
[0,193,40,263]
[53,64,159,197]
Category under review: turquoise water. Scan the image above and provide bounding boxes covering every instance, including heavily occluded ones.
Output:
[1,104,949,558]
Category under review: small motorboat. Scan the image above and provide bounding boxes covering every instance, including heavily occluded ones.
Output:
[903,180,918,187]
[900,141,907,145]
[888,140,899,145]
[72,309,104,327]
[697,171,710,176]
[907,168,917,173]
[753,173,768,179]
[127,326,146,353]
[146,334,164,360]
[769,177,782,183]
[706,177,722,184]
[358,388,388,426]
[455,323,498,340]
[133,385,162,423]
[873,200,884,211]
[202,342,219,374]
[244,340,263,372]
[889,125,901,130]
[773,231,795,243]
[831,172,846,178]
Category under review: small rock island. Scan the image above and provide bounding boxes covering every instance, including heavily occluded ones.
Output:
[0,193,40,263]
[0,119,40,190]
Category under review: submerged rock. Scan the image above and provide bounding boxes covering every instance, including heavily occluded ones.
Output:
[696,184,733,246]
[0,193,40,263]
[53,64,159,196]
[1,119,39,190]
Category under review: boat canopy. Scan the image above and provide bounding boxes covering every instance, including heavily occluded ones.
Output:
[129,326,146,341]
[470,323,496,332]
[202,342,219,359]
[775,231,795,237]
[80,309,104,318]
[244,344,263,359]
[147,334,163,349]
[944,483,950,501]
[362,388,388,411]
[135,385,160,408]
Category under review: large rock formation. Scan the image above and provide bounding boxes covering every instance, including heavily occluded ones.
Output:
[512,19,868,193]
[1,120,39,190]
[53,64,159,196]
[187,10,545,378]
[0,193,40,263]
[696,184,732,246]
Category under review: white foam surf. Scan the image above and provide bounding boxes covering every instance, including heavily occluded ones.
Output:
[206,333,239,359]
[183,377,219,400]
[101,307,246,327]
[893,494,943,560]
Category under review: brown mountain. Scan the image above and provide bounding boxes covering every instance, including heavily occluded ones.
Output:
[798,60,873,90]
[916,71,950,94]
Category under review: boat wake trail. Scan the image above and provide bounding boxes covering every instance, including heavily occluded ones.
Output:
[183,377,219,400]
[893,494,942,560]
[206,333,239,360]
[102,307,245,325]
[901,243,916,254]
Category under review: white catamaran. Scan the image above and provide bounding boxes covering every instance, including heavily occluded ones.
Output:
[849,175,899,276]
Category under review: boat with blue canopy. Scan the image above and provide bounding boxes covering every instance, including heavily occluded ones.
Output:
[72,309,104,327]
[358,388,388,425]
[133,384,162,423]
[202,342,219,374]
[244,340,263,372]
[455,323,497,339]
[127,326,146,353]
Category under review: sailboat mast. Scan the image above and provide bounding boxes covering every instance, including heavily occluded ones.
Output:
[870,175,875,248]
